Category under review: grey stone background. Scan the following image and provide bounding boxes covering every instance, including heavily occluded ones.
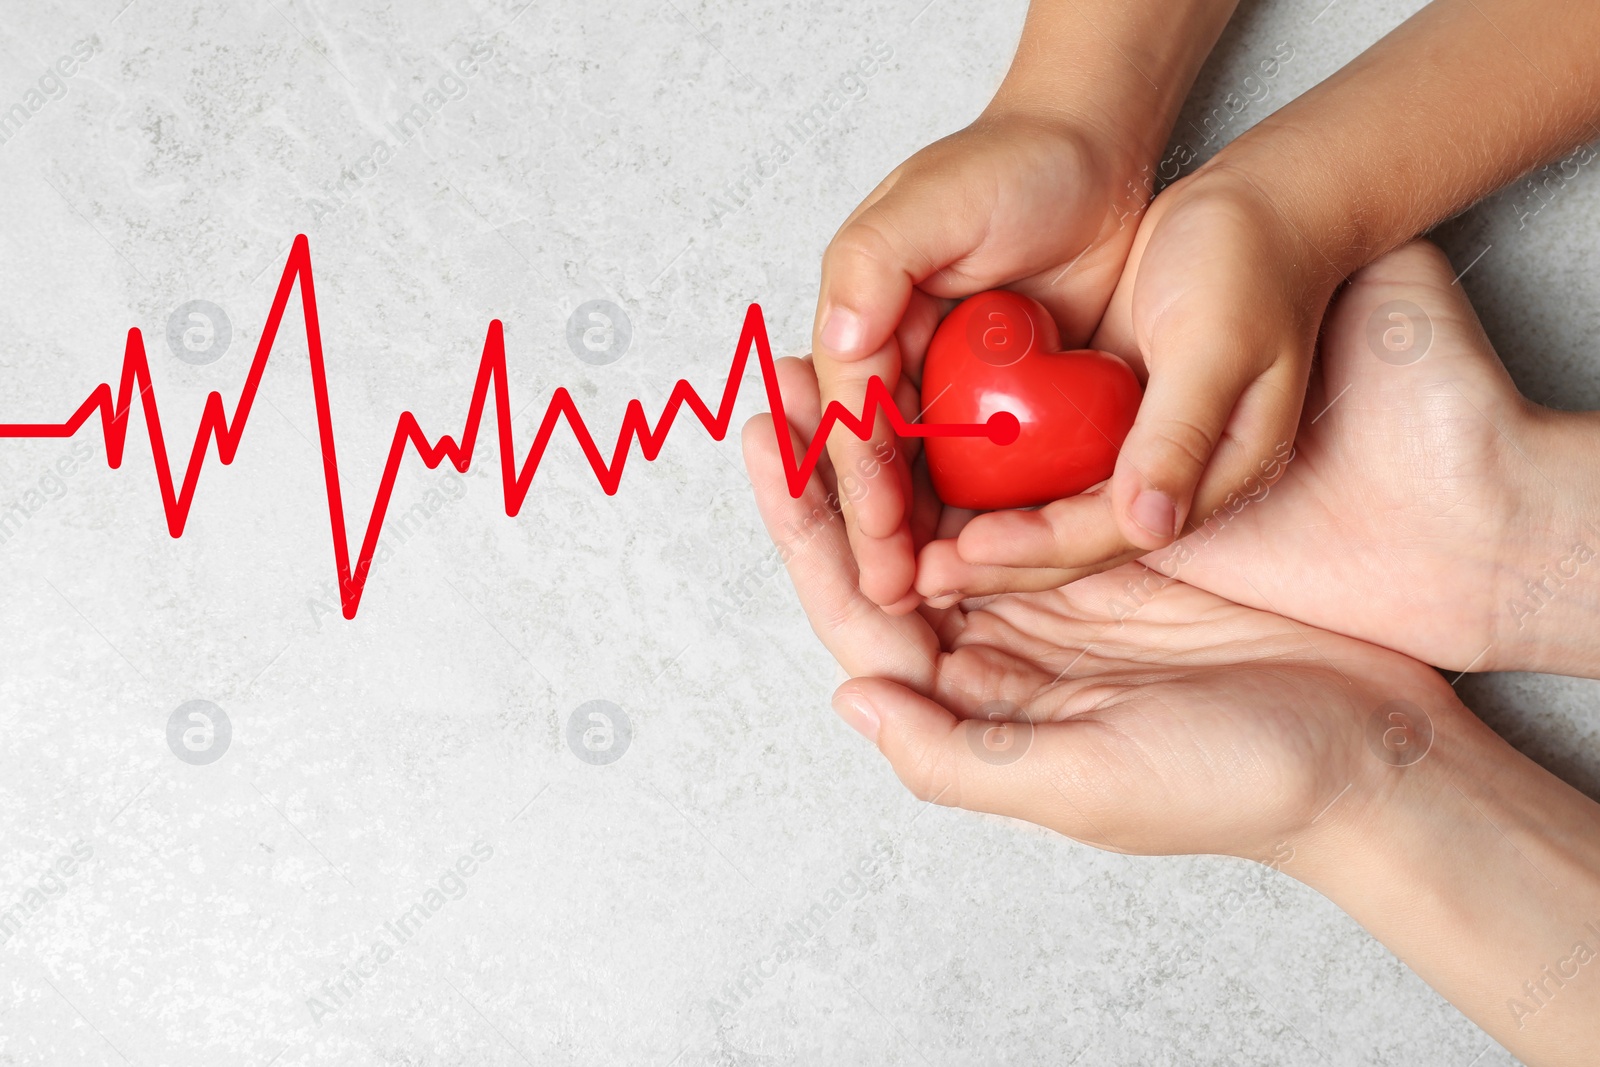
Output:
[0,0,1593,1063]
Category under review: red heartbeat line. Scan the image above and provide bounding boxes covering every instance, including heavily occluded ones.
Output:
[0,235,1012,618]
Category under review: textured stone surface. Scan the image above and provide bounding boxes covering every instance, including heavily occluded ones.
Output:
[0,0,1592,1063]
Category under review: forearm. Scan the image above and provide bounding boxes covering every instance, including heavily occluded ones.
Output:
[987,0,1240,154]
[1300,694,1600,1064]
[1205,0,1600,281]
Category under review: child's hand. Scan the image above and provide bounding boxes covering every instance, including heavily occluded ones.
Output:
[811,109,1160,611]
[810,0,1257,611]
[919,169,1333,598]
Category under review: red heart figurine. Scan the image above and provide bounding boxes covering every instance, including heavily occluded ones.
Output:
[921,290,1142,511]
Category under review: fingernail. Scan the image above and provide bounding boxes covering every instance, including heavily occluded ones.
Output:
[834,690,881,744]
[820,308,866,354]
[1131,489,1178,540]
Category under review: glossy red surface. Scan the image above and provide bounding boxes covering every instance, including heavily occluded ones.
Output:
[920,289,1143,511]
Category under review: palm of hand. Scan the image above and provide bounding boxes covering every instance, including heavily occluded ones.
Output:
[913,569,1427,856]
[744,359,1450,858]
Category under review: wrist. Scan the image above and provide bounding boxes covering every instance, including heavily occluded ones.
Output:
[1191,144,1370,296]
[987,0,1239,162]
[1205,126,1366,268]
[1488,407,1600,677]
[1289,687,1496,895]
[1156,164,1346,317]
[1289,692,1600,1059]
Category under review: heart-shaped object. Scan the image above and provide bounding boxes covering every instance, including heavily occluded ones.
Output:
[921,290,1142,511]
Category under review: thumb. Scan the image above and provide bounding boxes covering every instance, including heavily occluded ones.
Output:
[1109,332,1264,550]
[831,677,1096,835]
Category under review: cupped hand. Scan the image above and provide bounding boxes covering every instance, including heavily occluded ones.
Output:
[743,355,1458,859]
[812,110,1155,612]
[920,169,1333,601]
[933,235,1568,672]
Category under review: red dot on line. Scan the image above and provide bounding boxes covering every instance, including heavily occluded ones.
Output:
[986,411,1020,445]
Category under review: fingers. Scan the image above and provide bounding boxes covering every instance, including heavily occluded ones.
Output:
[1107,323,1272,550]
[816,174,986,366]
[831,676,1112,843]
[773,356,824,445]
[919,538,1068,603]
[815,198,961,538]
[815,170,995,606]
[845,494,919,611]
[951,491,1128,572]
[841,372,925,610]
[1179,356,1307,539]
[740,408,937,689]
[912,349,1301,593]
[774,354,921,611]
[811,301,934,608]
[892,287,952,387]
[917,537,1142,603]
[1082,172,1322,554]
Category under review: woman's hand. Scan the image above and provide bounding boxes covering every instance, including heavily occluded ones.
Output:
[743,354,1450,860]
[743,352,1600,1065]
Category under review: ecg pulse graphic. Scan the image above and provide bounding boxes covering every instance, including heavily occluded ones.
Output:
[0,235,1012,618]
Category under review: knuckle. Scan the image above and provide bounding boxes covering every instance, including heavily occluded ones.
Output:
[899,736,961,805]
[813,587,876,640]
[826,218,898,274]
[1138,417,1217,481]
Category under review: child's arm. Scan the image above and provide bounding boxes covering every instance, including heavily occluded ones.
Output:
[942,0,1600,595]
[810,0,1240,610]
[1219,0,1600,281]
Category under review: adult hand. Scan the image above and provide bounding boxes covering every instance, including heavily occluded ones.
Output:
[743,354,1449,859]
[743,352,1600,1066]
